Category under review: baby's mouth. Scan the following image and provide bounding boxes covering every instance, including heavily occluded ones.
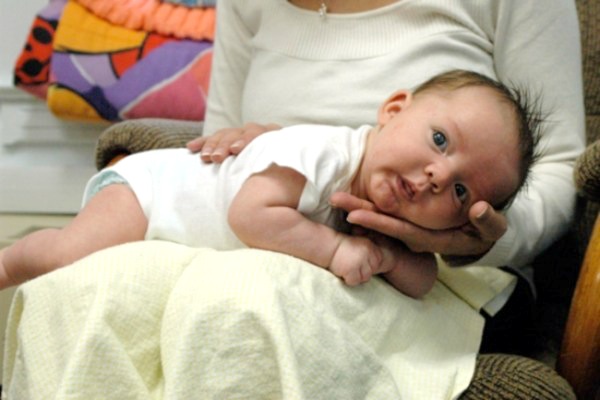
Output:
[399,177,415,201]
[372,176,414,214]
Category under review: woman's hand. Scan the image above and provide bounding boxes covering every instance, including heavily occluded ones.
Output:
[187,122,281,163]
[330,192,507,263]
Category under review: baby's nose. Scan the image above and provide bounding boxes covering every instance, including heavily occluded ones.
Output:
[426,164,452,193]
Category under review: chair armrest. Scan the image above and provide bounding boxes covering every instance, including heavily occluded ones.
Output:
[557,212,600,400]
[574,139,600,202]
[95,118,204,170]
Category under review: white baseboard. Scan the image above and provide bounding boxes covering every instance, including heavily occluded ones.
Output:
[0,87,107,213]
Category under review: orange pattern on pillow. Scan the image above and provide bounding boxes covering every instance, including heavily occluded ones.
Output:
[76,0,215,41]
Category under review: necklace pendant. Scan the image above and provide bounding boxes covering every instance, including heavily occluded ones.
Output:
[318,2,327,18]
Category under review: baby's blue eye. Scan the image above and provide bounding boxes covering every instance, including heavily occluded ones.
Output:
[454,184,468,203]
[433,131,448,151]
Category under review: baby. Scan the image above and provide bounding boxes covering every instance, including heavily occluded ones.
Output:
[0,70,541,298]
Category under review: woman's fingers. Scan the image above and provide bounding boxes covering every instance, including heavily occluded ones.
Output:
[344,210,436,252]
[186,123,281,163]
[343,203,505,258]
[468,201,507,242]
[186,135,207,153]
[329,192,377,212]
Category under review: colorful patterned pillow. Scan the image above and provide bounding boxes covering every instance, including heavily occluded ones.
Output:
[14,0,214,122]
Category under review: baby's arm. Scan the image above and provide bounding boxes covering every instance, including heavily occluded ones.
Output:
[229,165,383,286]
[368,232,438,298]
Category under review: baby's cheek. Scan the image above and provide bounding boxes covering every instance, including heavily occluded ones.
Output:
[418,204,465,230]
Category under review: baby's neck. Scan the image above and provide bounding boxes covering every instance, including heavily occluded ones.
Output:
[349,127,377,200]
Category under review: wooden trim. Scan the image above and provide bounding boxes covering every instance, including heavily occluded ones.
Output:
[558,213,600,400]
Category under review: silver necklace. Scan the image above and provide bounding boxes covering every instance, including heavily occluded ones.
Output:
[318,1,327,18]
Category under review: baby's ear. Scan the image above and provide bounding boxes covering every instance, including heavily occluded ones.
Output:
[377,90,412,125]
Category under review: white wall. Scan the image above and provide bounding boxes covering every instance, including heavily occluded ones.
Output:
[0,0,106,214]
[0,0,48,87]
[0,0,106,386]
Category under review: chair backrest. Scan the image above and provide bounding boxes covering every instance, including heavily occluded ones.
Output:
[577,0,600,145]
[532,0,600,369]
[575,0,600,256]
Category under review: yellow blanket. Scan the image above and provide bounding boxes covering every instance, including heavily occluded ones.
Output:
[3,241,486,399]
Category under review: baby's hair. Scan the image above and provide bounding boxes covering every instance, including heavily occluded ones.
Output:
[413,69,544,210]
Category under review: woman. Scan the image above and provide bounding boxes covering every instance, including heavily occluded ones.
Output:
[3,1,583,398]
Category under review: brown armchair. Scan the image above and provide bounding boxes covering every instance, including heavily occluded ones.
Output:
[552,0,599,398]
[556,1,600,396]
[92,0,599,398]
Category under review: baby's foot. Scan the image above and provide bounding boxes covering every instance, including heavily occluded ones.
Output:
[0,247,12,289]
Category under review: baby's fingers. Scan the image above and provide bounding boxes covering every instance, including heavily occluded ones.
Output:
[362,247,382,282]
[342,270,361,286]
[344,250,380,286]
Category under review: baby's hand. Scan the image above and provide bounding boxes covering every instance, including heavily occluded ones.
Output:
[367,232,438,298]
[329,236,382,286]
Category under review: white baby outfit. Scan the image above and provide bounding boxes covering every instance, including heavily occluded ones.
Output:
[84,124,369,249]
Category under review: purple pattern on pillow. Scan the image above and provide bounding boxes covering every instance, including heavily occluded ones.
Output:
[104,40,211,109]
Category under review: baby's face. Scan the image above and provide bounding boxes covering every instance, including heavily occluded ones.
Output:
[355,86,521,230]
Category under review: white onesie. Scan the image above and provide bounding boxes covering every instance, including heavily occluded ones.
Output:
[83,124,369,249]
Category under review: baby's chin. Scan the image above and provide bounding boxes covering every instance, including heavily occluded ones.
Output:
[372,198,468,231]
[403,216,469,231]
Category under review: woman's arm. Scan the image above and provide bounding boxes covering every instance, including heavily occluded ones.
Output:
[202,0,253,135]
[480,0,585,266]
[193,0,280,162]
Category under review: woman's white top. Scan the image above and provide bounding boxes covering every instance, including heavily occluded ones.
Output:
[205,0,585,271]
